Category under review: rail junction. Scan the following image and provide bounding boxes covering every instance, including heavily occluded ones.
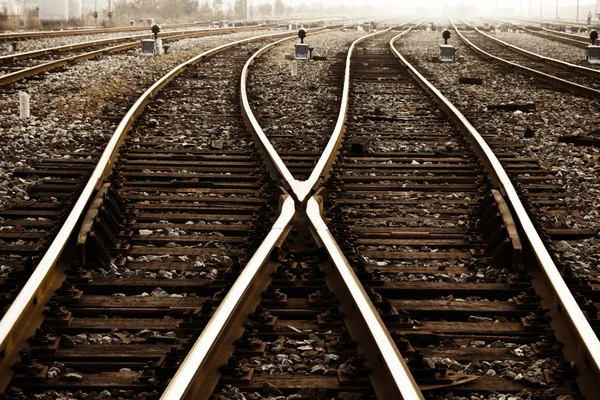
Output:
[0,13,598,400]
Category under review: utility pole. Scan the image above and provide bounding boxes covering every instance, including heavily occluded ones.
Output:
[22,0,26,28]
[540,0,542,19]
[556,0,558,19]
[576,0,580,22]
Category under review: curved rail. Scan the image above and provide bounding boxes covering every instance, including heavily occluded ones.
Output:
[390,27,600,399]
[0,27,217,63]
[460,19,600,78]
[306,195,423,400]
[450,19,600,99]
[241,21,419,202]
[164,21,425,400]
[161,195,295,400]
[0,25,272,87]
[524,27,588,48]
[0,29,297,392]
[0,21,212,41]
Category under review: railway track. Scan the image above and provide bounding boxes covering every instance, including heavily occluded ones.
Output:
[0,22,213,42]
[1,19,600,400]
[164,23,600,399]
[0,30,301,396]
[0,25,276,87]
[451,19,600,99]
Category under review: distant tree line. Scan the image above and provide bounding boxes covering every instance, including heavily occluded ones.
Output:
[109,0,360,23]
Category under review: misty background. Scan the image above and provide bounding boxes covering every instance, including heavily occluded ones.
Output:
[3,0,600,27]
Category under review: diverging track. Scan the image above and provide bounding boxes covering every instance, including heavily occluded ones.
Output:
[1,19,599,400]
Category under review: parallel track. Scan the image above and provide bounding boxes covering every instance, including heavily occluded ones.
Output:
[1,19,600,400]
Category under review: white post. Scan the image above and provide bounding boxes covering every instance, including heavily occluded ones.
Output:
[19,92,30,119]
[290,60,298,76]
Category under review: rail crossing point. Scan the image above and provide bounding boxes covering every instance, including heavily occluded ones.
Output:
[19,92,30,119]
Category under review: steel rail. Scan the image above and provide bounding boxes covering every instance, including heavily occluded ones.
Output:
[299,21,422,201]
[0,25,272,87]
[494,16,600,31]
[523,27,589,48]
[450,19,600,99]
[0,21,212,41]
[0,29,298,393]
[459,19,600,78]
[0,27,218,63]
[306,195,424,400]
[160,196,295,400]
[241,21,415,202]
[390,27,600,399]
[163,21,424,400]
[479,17,589,48]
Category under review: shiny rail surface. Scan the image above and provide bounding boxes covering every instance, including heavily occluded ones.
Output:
[164,22,425,400]
[161,196,295,400]
[0,29,297,393]
[0,25,272,87]
[390,26,600,399]
[450,19,600,99]
[0,27,214,63]
[459,19,600,78]
[0,21,212,41]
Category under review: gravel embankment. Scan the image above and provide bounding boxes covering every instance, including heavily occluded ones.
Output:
[492,31,596,68]
[397,30,600,280]
[0,26,208,55]
[0,29,280,211]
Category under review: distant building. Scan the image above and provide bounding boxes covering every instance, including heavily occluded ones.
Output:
[0,0,23,15]
[39,0,68,20]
